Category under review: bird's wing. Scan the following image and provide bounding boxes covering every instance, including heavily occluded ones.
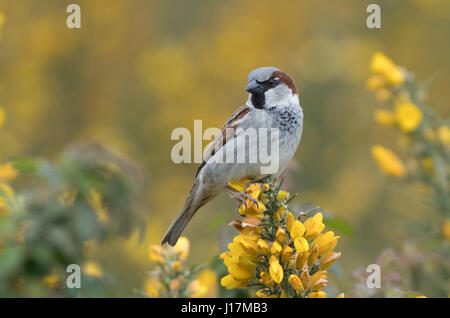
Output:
[195,105,252,177]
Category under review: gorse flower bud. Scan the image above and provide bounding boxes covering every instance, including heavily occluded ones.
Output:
[274,205,285,221]
[260,271,274,287]
[269,256,283,284]
[288,274,304,293]
[295,251,307,270]
[257,239,270,255]
[281,245,293,263]
[276,190,289,201]
[270,241,283,256]
[307,245,319,265]
[275,227,286,244]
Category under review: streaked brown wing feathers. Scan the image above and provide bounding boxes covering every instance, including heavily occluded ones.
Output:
[195,105,251,177]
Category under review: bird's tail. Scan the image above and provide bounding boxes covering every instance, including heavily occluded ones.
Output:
[161,180,212,246]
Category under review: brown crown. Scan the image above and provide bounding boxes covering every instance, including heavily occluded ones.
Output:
[271,70,298,95]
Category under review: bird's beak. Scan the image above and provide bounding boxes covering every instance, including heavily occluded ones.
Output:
[246,80,264,94]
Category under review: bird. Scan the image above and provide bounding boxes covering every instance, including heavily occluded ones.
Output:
[161,67,303,246]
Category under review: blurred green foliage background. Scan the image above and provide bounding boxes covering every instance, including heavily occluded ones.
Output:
[0,0,449,296]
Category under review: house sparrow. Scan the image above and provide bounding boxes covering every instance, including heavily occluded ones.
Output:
[161,67,303,246]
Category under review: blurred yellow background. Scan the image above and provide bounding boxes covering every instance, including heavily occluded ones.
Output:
[0,0,449,296]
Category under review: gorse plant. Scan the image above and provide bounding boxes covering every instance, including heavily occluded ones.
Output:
[363,52,450,298]
[220,179,342,298]
[147,237,217,298]
[368,52,450,241]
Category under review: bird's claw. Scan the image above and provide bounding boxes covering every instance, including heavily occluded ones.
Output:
[226,181,261,208]
[239,191,259,208]
[239,181,260,208]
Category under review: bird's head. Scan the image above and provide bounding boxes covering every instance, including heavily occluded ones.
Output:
[245,67,298,109]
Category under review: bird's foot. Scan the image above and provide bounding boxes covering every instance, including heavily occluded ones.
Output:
[226,183,259,209]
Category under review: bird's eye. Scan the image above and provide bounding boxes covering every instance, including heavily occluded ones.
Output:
[267,78,276,85]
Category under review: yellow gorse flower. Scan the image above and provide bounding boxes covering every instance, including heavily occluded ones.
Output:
[172,260,181,272]
[220,231,259,289]
[257,239,270,255]
[270,240,283,256]
[286,211,295,232]
[309,291,327,298]
[173,236,190,261]
[303,212,325,239]
[269,256,283,284]
[275,227,286,244]
[366,75,385,91]
[260,271,274,287]
[369,52,404,86]
[307,245,319,265]
[149,245,165,263]
[83,261,103,278]
[290,220,306,240]
[312,231,340,256]
[295,251,307,270]
[309,270,328,291]
[395,101,422,132]
[281,245,293,264]
[371,145,406,177]
[221,180,342,298]
[294,237,309,253]
[0,163,18,181]
[276,190,289,201]
[437,126,450,145]
[188,269,218,298]
[144,277,161,298]
[235,182,266,219]
[288,274,304,293]
[319,251,342,270]
[374,109,396,127]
